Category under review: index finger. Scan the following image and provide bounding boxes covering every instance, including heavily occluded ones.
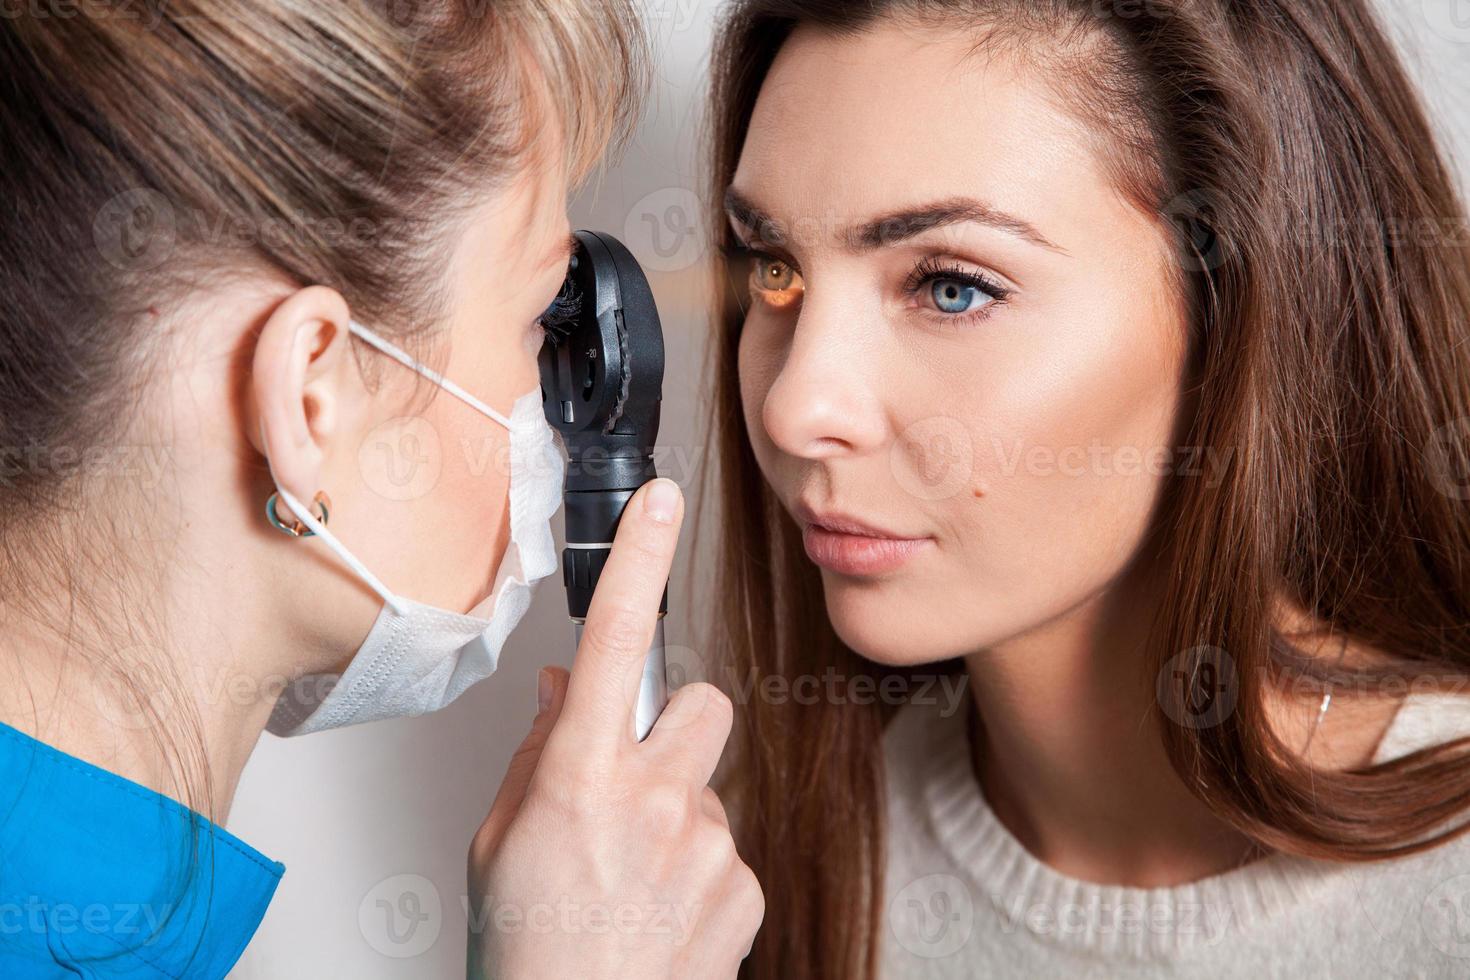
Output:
[555,477,683,750]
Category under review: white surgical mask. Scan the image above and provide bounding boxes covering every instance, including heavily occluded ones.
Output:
[264,320,564,737]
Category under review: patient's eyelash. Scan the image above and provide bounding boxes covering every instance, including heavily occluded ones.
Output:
[903,258,1011,303]
[722,241,796,270]
[539,279,582,344]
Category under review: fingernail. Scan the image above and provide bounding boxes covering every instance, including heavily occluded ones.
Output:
[536,668,552,712]
[644,478,681,525]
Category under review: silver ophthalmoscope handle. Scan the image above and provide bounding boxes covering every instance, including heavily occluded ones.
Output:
[572,614,668,741]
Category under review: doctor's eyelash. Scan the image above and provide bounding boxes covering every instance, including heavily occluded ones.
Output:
[539,279,582,343]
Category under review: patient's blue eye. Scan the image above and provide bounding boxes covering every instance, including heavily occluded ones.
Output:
[931,278,985,314]
[905,258,1010,323]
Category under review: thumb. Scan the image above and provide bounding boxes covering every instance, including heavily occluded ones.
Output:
[476,666,569,858]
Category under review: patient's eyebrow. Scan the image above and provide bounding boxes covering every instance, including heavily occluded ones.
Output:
[723,186,1066,256]
[850,198,1066,254]
[724,188,785,244]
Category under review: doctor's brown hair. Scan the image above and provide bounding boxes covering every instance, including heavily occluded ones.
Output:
[701,1,1470,977]
[1,0,642,830]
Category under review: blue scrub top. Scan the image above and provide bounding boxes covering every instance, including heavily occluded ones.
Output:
[0,720,283,978]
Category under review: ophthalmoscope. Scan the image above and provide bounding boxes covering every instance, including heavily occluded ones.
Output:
[537,230,669,741]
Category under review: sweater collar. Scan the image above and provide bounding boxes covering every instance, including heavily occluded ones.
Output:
[893,695,1430,957]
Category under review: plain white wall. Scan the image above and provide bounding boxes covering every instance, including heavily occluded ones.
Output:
[227,2,1469,976]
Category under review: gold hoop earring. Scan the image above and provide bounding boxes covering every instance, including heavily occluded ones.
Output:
[265,490,331,538]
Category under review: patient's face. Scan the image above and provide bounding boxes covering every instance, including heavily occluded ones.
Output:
[728,20,1190,664]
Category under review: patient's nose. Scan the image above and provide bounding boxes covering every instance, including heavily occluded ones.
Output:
[759,289,887,461]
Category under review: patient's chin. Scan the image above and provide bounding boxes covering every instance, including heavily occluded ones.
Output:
[817,574,1032,668]
[820,586,965,669]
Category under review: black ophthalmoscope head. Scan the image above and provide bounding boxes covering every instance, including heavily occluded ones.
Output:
[538,230,664,492]
[537,230,667,619]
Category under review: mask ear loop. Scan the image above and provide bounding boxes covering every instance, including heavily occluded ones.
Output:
[259,320,520,618]
[347,321,514,428]
[258,418,411,616]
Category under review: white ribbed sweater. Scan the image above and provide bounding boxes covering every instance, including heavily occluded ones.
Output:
[880,691,1470,978]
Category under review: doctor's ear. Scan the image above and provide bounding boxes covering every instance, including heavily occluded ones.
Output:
[249,286,368,503]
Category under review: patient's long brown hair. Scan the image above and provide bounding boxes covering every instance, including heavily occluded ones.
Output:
[698,2,1470,977]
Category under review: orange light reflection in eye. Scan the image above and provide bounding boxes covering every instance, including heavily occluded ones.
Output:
[748,272,802,310]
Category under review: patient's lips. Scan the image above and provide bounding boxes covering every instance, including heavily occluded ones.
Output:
[796,502,933,576]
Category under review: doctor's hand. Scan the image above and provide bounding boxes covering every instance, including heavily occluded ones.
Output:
[466,478,764,980]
